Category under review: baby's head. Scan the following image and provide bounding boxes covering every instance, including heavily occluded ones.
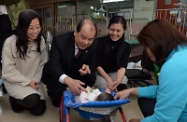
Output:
[96,92,114,101]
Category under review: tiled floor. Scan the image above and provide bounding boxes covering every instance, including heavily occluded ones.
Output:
[0,85,145,122]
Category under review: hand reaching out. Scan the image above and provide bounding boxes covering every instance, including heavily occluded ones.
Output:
[114,89,131,100]
[64,76,87,95]
[79,64,91,76]
[114,88,138,100]
[28,80,39,90]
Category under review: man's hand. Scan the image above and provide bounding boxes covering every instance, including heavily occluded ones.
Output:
[79,64,91,75]
[28,80,39,90]
[64,76,87,95]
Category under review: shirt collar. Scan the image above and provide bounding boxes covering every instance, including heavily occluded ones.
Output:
[75,43,79,54]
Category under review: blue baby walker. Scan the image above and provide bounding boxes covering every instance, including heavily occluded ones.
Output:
[60,90,130,122]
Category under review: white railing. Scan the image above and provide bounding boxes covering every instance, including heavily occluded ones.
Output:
[154,8,187,36]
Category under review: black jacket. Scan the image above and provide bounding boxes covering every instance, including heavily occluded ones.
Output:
[96,35,131,73]
[42,32,97,88]
[0,14,12,67]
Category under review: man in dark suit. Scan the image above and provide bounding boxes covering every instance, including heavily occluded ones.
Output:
[42,19,97,107]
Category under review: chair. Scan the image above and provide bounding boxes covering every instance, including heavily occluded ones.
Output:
[60,90,130,122]
[126,49,156,87]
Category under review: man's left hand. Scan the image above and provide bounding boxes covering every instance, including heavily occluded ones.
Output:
[79,64,91,75]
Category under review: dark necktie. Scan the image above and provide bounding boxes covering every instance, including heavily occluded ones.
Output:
[75,49,82,58]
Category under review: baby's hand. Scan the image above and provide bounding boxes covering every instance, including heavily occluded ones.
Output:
[85,86,92,92]
[105,88,111,93]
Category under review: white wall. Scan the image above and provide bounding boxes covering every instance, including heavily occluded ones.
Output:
[133,0,157,21]
[75,2,91,24]
[76,2,91,16]
[58,6,75,19]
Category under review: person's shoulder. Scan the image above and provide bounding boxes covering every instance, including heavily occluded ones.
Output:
[53,32,74,45]
[3,35,17,53]
[123,40,130,45]
[40,36,46,50]
[91,36,106,47]
[95,35,108,46]
[96,35,108,41]
[162,53,187,76]
[170,50,187,66]
[55,31,74,40]
[121,40,131,49]
[4,34,16,45]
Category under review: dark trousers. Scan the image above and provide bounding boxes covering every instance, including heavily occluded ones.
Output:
[138,97,156,117]
[12,94,46,115]
[47,83,67,107]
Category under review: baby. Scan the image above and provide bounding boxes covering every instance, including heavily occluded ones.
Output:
[96,92,114,101]
[75,86,113,103]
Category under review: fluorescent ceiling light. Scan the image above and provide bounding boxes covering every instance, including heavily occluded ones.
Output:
[103,0,124,3]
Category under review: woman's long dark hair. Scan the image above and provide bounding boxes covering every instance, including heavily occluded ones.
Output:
[14,9,42,58]
[137,19,187,64]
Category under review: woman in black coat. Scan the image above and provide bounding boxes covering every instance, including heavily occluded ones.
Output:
[94,16,131,91]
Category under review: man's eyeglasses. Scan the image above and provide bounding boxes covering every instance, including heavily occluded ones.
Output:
[28,26,42,32]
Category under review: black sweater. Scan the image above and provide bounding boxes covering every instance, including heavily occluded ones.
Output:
[96,35,131,73]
